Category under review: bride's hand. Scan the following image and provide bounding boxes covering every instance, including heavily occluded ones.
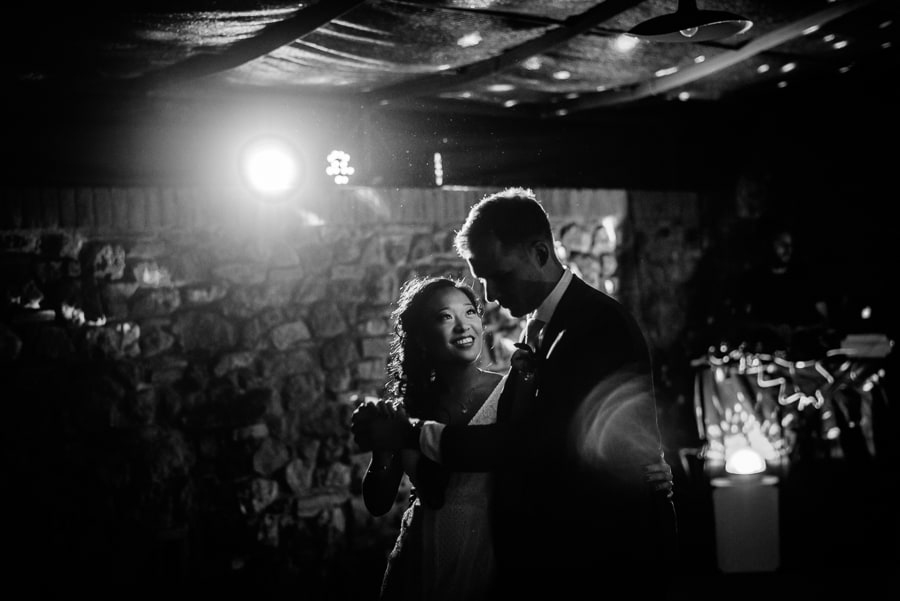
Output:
[354,398,403,422]
[387,399,408,420]
[352,399,380,425]
[352,399,393,447]
[375,399,405,418]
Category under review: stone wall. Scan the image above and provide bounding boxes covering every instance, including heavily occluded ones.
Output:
[1,184,653,598]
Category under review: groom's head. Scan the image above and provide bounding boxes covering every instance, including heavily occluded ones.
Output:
[454,187,564,318]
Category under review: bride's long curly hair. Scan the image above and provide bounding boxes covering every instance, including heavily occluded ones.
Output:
[385,276,482,418]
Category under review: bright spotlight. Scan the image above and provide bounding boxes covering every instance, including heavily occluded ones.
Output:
[239,136,304,202]
[725,447,766,475]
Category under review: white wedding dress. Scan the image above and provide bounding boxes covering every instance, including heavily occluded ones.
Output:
[417,376,503,601]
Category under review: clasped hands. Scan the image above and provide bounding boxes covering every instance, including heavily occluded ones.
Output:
[351,398,413,452]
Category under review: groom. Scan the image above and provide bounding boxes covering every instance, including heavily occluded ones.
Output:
[355,187,677,597]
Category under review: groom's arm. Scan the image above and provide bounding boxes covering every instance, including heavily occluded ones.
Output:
[364,402,673,495]
[424,421,526,471]
[362,416,527,472]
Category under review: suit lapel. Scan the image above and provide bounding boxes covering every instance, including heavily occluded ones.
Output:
[497,276,590,421]
[499,280,582,420]
[538,276,583,360]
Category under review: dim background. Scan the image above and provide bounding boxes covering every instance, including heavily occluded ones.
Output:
[1,8,898,598]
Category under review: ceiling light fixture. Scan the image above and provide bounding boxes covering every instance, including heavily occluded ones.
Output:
[628,0,753,42]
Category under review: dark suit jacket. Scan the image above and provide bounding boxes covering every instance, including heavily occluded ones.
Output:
[440,275,677,596]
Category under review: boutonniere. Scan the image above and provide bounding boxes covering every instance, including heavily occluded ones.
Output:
[511,342,538,379]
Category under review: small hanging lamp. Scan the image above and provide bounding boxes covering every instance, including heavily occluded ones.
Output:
[628,0,753,42]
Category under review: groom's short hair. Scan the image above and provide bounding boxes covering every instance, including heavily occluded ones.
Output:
[454,187,554,257]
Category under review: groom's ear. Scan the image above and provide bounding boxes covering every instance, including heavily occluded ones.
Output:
[531,240,551,266]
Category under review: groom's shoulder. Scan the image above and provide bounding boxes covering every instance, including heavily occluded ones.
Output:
[567,278,620,311]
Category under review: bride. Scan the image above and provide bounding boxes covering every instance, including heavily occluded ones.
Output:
[357,276,504,601]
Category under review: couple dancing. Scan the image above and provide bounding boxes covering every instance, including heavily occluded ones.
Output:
[352,187,678,600]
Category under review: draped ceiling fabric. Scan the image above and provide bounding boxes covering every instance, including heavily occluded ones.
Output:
[7,2,898,191]
[8,0,894,115]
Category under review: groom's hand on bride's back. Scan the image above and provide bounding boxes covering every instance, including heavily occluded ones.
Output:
[644,455,675,499]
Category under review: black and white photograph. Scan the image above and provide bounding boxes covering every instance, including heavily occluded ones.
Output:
[2,2,897,600]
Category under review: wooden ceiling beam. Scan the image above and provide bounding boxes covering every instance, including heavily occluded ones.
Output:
[556,0,879,116]
[139,0,367,88]
[368,0,649,102]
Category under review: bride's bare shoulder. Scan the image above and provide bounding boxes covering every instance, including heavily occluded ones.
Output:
[477,369,503,387]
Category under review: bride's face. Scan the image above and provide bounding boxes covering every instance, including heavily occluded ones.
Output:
[418,287,483,365]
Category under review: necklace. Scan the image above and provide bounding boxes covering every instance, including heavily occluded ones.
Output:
[433,385,477,424]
